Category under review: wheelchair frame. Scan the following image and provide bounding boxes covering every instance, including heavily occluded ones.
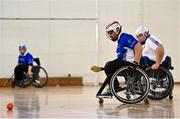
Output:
[96,66,150,104]
[9,58,48,88]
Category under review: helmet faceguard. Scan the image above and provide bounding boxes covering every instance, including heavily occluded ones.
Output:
[106,21,122,40]
[19,44,27,50]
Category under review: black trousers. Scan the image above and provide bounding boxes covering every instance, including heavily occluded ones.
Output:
[14,65,28,81]
[104,59,129,87]
[140,56,172,69]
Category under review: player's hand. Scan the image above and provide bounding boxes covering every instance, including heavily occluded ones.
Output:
[28,71,33,76]
[151,63,160,70]
[91,65,104,73]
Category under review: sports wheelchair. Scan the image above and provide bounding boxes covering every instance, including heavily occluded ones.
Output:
[9,58,48,88]
[95,65,150,104]
[142,56,174,100]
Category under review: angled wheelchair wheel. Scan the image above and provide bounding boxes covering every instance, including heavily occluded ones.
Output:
[110,66,150,104]
[9,74,31,88]
[31,66,48,88]
[146,66,174,99]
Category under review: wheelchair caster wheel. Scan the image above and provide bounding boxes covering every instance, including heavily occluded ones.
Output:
[169,95,173,100]
[11,82,15,88]
[152,85,156,90]
[126,95,131,100]
[144,99,149,104]
[99,98,104,104]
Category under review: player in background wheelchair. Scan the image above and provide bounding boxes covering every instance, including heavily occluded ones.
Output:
[134,26,174,100]
[13,44,40,87]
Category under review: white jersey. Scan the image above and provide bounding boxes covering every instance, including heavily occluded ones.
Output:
[142,35,167,62]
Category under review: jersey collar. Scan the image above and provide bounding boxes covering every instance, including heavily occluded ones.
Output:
[117,32,123,41]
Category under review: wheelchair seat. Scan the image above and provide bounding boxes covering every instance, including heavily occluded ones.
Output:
[140,56,174,70]
[161,56,174,70]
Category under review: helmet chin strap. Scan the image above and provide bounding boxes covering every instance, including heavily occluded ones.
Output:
[140,40,146,45]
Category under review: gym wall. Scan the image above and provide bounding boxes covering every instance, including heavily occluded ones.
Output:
[0,0,179,85]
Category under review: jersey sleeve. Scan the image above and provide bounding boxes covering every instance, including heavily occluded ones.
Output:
[122,34,138,49]
[147,37,161,50]
[116,44,126,59]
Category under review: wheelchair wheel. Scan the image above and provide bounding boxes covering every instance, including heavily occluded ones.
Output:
[146,66,174,99]
[31,66,48,88]
[9,74,31,88]
[110,66,150,104]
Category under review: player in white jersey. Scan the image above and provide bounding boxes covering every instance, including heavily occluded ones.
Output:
[134,26,170,70]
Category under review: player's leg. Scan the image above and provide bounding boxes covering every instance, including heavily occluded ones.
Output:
[14,65,23,86]
[140,56,155,68]
[101,59,127,96]
[14,65,28,86]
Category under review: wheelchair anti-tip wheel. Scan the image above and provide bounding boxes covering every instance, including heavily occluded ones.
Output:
[110,66,150,104]
[169,94,173,100]
[144,98,149,104]
[99,98,104,104]
[145,66,174,100]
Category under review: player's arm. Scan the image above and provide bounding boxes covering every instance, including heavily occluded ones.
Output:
[149,39,164,70]
[27,54,33,75]
[155,44,164,65]
[28,65,33,74]
[134,43,142,64]
[125,34,142,64]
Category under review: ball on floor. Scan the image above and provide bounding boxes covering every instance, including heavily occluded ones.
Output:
[6,103,14,110]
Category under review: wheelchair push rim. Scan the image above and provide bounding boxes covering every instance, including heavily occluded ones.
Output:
[30,66,48,88]
[110,66,150,104]
[146,66,174,99]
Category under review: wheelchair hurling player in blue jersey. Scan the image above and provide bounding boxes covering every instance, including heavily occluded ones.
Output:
[91,21,150,104]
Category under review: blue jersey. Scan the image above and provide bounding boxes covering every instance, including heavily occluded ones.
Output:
[116,33,138,61]
[18,52,33,65]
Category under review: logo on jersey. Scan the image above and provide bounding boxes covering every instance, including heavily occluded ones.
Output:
[128,39,131,43]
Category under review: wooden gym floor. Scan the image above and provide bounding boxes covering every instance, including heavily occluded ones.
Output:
[0,85,179,118]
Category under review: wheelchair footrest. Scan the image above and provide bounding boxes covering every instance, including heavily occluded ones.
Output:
[96,95,112,99]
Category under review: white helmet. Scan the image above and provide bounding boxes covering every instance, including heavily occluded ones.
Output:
[106,21,122,39]
[134,26,149,37]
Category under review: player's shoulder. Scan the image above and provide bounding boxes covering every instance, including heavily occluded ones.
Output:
[147,35,162,45]
[121,32,133,38]
[26,52,33,57]
[119,32,134,42]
